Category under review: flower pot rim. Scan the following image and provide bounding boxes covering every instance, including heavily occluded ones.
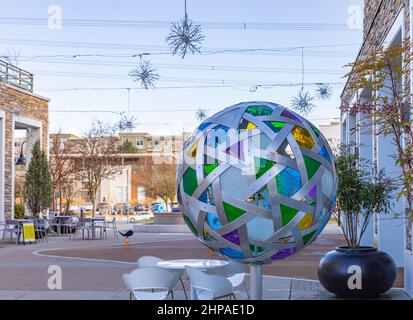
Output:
[335,246,377,252]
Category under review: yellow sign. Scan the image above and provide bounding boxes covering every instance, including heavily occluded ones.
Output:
[22,223,35,243]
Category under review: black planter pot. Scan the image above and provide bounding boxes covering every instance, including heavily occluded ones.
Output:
[318,246,396,298]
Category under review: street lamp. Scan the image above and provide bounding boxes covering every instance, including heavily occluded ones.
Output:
[15,140,26,166]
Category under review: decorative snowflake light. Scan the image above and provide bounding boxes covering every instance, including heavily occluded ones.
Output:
[291,90,315,116]
[316,83,333,100]
[129,60,159,89]
[166,0,204,59]
[117,114,137,132]
[195,108,208,121]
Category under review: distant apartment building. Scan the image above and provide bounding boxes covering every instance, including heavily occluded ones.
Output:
[0,60,49,219]
[340,0,413,296]
[318,121,340,154]
[50,131,191,208]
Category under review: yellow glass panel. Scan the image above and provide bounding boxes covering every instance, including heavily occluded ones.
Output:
[298,214,314,230]
[188,143,197,157]
[246,122,257,130]
[292,126,315,149]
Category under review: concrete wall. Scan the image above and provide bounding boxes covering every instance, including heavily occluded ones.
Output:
[0,83,49,219]
[341,0,413,297]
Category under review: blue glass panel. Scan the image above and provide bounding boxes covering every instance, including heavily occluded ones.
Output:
[206,213,221,230]
[220,248,245,259]
[275,167,302,197]
[199,186,215,205]
[319,146,331,162]
[198,122,212,131]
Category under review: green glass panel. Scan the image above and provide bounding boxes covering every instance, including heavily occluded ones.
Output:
[280,204,298,226]
[183,215,198,236]
[245,105,273,116]
[265,121,286,133]
[303,155,321,179]
[254,157,275,179]
[223,202,246,222]
[249,244,266,254]
[203,163,218,175]
[183,167,198,196]
[311,126,320,137]
[303,230,316,244]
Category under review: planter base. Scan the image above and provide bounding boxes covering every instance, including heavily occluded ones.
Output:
[318,246,396,298]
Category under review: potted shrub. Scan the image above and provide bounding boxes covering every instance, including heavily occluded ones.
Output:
[318,146,396,298]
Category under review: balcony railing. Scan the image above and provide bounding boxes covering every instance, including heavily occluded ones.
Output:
[0,60,33,92]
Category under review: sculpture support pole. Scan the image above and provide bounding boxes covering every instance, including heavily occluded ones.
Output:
[250,263,263,300]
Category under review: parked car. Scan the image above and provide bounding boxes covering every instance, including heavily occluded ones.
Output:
[171,206,182,213]
[128,211,154,223]
[97,202,109,213]
[152,203,166,213]
[134,204,145,212]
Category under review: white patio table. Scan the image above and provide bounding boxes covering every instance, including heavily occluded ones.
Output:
[156,259,229,300]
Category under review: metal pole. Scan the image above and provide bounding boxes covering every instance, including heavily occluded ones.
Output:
[250,263,263,300]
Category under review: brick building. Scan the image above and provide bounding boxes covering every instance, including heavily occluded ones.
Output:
[341,0,413,296]
[49,131,191,208]
[0,60,49,220]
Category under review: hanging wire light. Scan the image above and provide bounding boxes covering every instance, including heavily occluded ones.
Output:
[129,59,160,89]
[291,89,315,116]
[315,83,333,100]
[166,0,205,59]
[117,114,137,132]
[195,108,208,121]
[290,47,315,115]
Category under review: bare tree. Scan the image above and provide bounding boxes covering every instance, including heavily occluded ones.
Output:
[147,163,176,211]
[75,121,121,215]
[49,132,76,213]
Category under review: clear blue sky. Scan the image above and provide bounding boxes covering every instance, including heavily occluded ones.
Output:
[1,0,363,135]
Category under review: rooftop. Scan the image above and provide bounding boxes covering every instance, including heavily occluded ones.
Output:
[0,60,33,92]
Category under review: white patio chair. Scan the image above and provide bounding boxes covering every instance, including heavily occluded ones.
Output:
[122,267,180,300]
[205,261,248,298]
[137,256,188,300]
[186,266,236,300]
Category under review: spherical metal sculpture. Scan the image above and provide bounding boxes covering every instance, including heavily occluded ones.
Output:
[177,102,337,263]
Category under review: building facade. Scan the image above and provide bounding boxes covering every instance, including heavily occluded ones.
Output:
[50,131,191,208]
[341,0,413,296]
[0,60,49,220]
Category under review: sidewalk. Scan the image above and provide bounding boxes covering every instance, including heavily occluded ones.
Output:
[0,275,409,300]
[0,224,410,300]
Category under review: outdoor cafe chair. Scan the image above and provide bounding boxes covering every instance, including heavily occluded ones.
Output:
[104,217,118,239]
[76,218,94,240]
[122,267,180,300]
[1,220,21,244]
[34,218,48,243]
[68,217,81,239]
[137,256,188,299]
[185,266,236,300]
[205,260,248,299]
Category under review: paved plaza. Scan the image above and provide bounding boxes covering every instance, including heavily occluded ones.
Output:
[0,224,410,300]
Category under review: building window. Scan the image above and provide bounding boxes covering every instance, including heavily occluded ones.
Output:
[137,186,145,204]
[137,137,144,148]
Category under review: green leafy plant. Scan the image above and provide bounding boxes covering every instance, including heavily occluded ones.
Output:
[117,139,138,154]
[333,145,394,248]
[343,41,413,221]
[14,203,25,219]
[24,140,52,217]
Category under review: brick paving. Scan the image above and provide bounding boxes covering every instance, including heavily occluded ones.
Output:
[0,224,409,299]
